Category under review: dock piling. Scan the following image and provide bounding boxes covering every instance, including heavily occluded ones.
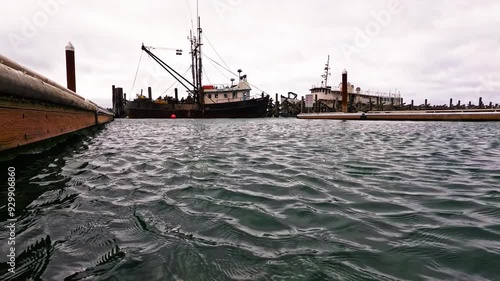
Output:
[65,42,76,92]
[342,70,348,113]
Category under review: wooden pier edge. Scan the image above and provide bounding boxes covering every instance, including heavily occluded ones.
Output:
[0,55,113,154]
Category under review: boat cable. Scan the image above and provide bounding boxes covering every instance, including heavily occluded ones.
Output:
[202,54,236,77]
[203,65,212,85]
[202,53,268,97]
[202,33,234,76]
[130,51,144,95]
[205,54,231,81]
[162,66,192,95]
[184,0,195,32]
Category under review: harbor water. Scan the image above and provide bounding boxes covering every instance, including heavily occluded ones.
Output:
[1,119,500,280]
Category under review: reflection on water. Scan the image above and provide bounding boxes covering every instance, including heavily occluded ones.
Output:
[1,119,500,280]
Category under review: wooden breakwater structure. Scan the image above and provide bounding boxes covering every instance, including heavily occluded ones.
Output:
[0,43,113,154]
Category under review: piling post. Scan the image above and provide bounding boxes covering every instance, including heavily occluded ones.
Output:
[275,93,279,117]
[148,87,152,100]
[65,42,76,92]
[342,70,348,113]
[116,88,124,117]
[112,85,116,112]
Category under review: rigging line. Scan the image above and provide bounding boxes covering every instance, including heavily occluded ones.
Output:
[184,0,194,32]
[130,51,144,94]
[203,65,212,85]
[202,33,233,74]
[203,53,268,96]
[203,54,237,77]
[206,55,231,80]
[162,66,192,95]
[148,53,193,93]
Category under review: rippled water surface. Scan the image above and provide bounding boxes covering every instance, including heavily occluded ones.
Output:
[1,119,500,280]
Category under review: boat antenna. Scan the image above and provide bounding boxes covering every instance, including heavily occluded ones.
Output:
[322,55,331,88]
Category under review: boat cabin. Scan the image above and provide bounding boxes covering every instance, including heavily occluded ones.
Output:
[203,75,252,104]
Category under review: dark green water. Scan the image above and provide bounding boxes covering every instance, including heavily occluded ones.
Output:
[1,119,500,280]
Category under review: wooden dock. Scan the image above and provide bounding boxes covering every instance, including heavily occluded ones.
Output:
[0,49,113,155]
[297,109,500,121]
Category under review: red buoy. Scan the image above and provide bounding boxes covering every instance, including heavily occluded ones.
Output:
[171,114,176,119]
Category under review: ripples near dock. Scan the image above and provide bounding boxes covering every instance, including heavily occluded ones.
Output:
[1,119,500,280]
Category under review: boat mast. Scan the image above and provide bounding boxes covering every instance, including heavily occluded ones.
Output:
[197,14,204,107]
[323,55,330,88]
[190,30,197,96]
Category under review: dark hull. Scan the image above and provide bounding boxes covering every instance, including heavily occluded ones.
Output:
[126,96,269,118]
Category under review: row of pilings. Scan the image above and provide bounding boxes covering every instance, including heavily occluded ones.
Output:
[267,94,499,117]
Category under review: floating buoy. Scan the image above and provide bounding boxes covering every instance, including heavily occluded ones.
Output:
[171,114,176,119]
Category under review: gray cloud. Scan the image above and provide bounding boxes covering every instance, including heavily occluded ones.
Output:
[1,0,498,108]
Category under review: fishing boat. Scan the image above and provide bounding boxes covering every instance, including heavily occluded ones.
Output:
[306,56,402,112]
[125,15,269,118]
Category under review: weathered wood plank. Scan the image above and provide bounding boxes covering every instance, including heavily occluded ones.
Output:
[0,102,96,151]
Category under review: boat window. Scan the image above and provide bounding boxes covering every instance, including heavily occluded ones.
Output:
[233,92,237,98]
[215,94,218,98]
[224,94,228,98]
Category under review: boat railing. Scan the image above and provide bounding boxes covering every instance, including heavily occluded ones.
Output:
[205,84,237,91]
[360,91,402,99]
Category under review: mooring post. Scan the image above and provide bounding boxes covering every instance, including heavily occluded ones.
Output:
[116,88,124,117]
[112,85,116,113]
[65,42,76,92]
[275,93,279,117]
[148,87,152,100]
[342,70,348,113]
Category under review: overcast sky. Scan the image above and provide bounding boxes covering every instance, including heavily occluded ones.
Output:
[1,0,499,108]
